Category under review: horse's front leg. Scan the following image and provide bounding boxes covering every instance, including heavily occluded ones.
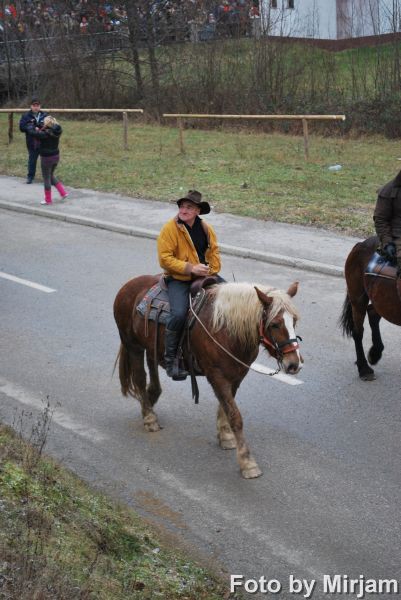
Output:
[216,404,236,449]
[351,302,375,381]
[210,375,262,479]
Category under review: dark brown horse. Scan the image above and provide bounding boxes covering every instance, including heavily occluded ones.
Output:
[113,275,303,479]
[340,236,401,380]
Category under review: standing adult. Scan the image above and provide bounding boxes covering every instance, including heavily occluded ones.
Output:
[373,170,401,277]
[157,190,224,380]
[29,115,68,205]
[19,97,48,184]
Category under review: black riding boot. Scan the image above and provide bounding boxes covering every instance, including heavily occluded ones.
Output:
[164,329,188,381]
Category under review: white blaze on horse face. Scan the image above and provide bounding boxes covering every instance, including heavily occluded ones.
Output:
[283,310,302,371]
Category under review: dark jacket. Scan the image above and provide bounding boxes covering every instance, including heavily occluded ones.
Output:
[19,110,48,150]
[373,170,401,245]
[30,124,62,157]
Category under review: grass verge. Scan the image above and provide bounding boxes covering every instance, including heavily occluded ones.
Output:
[1,116,400,236]
[0,420,231,599]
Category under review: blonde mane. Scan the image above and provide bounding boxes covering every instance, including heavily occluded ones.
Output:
[211,282,300,347]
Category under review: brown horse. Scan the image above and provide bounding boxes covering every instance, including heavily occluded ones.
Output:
[340,236,401,380]
[113,275,303,479]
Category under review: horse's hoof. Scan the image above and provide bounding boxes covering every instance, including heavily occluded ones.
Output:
[145,423,162,432]
[241,466,263,479]
[368,349,382,366]
[143,415,161,432]
[219,437,237,450]
[360,372,376,381]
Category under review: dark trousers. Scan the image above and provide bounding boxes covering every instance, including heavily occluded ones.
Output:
[27,147,40,179]
[166,278,191,331]
[166,274,226,331]
[41,155,59,191]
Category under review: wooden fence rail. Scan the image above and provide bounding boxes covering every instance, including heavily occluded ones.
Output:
[0,108,143,149]
[162,113,346,160]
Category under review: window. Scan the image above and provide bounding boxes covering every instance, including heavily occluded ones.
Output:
[271,0,278,8]
[288,0,295,8]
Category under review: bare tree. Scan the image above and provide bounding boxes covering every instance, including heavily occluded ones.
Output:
[125,1,144,100]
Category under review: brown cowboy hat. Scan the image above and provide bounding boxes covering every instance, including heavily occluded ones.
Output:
[176,190,210,215]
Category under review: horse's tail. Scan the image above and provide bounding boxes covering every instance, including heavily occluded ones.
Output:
[114,343,139,398]
[339,293,354,337]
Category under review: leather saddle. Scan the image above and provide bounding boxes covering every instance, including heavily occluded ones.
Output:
[136,274,219,327]
[136,275,221,400]
[365,252,397,280]
[365,252,401,302]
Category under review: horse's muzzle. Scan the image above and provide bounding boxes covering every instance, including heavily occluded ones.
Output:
[284,352,303,375]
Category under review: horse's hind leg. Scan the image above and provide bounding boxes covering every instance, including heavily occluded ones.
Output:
[146,350,162,408]
[210,375,261,479]
[216,404,236,450]
[130,345,161,432]
[351,298,376,381]
[367,305,384,366]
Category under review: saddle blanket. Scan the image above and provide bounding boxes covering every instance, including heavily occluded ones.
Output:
[366,252,397,279]
[137,282,170,325]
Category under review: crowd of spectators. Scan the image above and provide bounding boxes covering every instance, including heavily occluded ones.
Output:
[198,0,260,39]
[0,0,261,42]
[0,1,128,38]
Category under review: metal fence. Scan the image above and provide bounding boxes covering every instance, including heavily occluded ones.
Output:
[0,31,130,65]
[0,16,262,65]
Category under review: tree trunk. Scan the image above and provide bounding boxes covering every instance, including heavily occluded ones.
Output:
[125,1,144,100]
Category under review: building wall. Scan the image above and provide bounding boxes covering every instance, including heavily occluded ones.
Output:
[259,0,400,40]
[337,0,400,39]
[259,0,337,39]
[337,0,376,38]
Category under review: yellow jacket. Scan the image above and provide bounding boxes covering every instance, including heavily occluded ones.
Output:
[157,217,221,281]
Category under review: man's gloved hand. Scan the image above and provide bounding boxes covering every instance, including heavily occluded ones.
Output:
[383,242,397,260]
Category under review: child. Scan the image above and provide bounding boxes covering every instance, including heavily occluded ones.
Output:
[30,115,68,205]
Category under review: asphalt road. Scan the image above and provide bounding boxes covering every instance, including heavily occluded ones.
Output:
[1,210,401,599]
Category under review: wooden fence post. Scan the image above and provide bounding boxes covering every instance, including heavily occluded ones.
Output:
[178,118,185,154]
[302,118,309,161]
[8,112,14,144]
[123,111,128,150]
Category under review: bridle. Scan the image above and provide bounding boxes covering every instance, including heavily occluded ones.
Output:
[259,308,302,364]
[189,296,302,376]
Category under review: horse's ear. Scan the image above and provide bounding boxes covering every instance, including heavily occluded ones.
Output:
[287,281,299,297]
[254,286,273,307]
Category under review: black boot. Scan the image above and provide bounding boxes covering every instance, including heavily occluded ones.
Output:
[164,329,188,381]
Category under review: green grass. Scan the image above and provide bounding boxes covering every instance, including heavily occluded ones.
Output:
[2,115,400,236]
[0,423,231,599]
[154,37,401,100]
[149,38,401,106]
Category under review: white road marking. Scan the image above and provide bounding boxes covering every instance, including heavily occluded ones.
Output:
[0,376,105,442]
[251,362,304,385]
[0,271,56,293]
[152,469,323,579]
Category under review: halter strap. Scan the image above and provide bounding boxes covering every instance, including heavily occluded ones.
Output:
[259,317,300,358]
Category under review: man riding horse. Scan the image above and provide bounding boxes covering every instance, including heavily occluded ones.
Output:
[157,190,224,380]
[374,169,401,278]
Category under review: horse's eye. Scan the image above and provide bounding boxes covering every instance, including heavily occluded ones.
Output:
[270,323,280,329]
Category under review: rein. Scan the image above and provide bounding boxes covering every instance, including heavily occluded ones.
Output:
[189,296,299,377]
